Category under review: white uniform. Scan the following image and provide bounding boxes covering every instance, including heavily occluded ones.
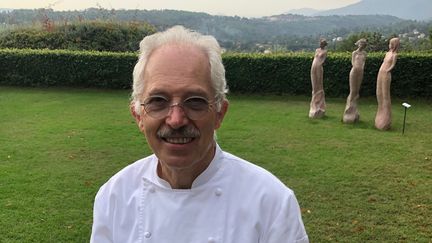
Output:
[91,144,309,243]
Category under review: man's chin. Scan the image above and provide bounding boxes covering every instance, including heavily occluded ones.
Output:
[158,157,198,171]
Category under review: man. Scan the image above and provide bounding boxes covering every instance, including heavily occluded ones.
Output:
[91,26,309,243]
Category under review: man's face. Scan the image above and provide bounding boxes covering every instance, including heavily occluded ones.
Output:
[132,44,228,171]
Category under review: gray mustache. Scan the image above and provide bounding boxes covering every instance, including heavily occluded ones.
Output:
[157,126,200,138]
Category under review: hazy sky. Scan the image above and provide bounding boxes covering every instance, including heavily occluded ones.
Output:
[0,0,361,17]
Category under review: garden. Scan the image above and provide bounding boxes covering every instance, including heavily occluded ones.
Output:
[0,86,431,242]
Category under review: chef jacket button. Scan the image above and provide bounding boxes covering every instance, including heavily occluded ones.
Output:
[208,237,216,243]
[144,231,152,238]
[149,187,156,193]
[215,188,222,196]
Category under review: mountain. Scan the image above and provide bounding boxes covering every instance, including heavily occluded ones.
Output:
[315,0,432,20]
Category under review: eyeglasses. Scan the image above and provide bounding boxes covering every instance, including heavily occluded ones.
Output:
[141,95,218,120]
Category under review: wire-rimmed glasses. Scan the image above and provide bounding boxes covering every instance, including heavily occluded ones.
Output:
[141,95,218,120]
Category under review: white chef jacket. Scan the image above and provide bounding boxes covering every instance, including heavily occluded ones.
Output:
[91,144,309,243]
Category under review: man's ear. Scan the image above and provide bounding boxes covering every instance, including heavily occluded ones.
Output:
[130,101,144,130]
[215,100,229,130]
[130,101,139,120]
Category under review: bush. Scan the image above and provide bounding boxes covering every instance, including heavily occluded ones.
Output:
[0,49,431,98]
[0,49,136,89]
[223,52,432,98]
[223,52,312,95]
[0,21,156,52]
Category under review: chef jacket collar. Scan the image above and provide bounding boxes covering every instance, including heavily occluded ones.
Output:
[148,143,224,189]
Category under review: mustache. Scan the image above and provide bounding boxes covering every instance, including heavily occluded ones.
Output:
[157,126,200,138]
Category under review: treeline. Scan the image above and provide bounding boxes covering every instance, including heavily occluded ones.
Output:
[1,8,431,51]
[0,21,155,52]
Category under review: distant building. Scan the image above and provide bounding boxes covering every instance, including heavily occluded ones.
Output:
[332,37,343,42]
[418,33,426,39]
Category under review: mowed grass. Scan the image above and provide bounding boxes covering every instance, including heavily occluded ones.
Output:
[0,86,431,242]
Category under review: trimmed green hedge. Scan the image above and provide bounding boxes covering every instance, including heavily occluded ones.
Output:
[223,52,432,98]
[0,49,136,89]
[1,49,431,98]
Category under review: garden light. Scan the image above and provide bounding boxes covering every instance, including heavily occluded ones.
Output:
[402,102,411,135]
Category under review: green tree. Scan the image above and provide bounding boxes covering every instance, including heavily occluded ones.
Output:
[336,32,393,52]
[0,21,156,52]
[430,26,432,47]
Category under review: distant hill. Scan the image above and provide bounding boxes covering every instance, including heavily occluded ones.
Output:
[0,8,429,51]
[316,0,432,20]
[0,9,405,39]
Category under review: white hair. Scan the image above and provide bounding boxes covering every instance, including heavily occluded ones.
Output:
[131,25,228,114]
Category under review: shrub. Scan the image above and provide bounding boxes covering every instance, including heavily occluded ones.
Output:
[0,21,156,52]
[223,52,432,98]
[0,49,136,89]
[0,49,431,98]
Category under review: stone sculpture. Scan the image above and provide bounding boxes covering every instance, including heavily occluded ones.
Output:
[375,37,400,130]
[309,38,327,118]
[343,38,367,123]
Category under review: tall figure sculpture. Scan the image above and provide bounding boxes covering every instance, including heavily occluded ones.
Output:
[309,38,328,118]
[375,37,399,130]
[343,38,367,123]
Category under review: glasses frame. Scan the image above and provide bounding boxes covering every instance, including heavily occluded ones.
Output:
[140,95,220,120]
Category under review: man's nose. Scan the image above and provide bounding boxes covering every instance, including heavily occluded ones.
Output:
[165,105,189,129]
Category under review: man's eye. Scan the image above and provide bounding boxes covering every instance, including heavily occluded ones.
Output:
[146,97,168,110]
[184,97,209,110]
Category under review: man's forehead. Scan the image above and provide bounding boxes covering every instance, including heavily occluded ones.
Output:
[145,44,209,72]
[142,43,213,96]
[149,43,206,60]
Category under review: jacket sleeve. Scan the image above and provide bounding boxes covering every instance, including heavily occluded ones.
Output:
[261,191,309,243]
[90,185,114,243]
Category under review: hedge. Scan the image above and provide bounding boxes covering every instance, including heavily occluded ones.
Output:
[0,49,136,89]
[0,49,431,98]
[223,52,432,98]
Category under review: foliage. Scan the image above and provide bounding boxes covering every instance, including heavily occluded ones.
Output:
[0,49,137,88]
[335,29,432,52]
[0,88,431,242]
[0,49,431,98]
[430,25,432,46]
[223,52,311,94]
[1,8,430,51]
[401,38,431,51]
[0,21,156,52]
[335,32,393,52]
[223,52,432,98]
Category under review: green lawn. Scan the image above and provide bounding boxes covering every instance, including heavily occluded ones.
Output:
[0,86,431,242]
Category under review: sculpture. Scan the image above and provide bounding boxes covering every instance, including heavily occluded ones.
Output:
[309,38,327,118]
[343,38,367,123]
[375,37,400,130]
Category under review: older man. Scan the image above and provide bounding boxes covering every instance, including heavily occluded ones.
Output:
[91,26,309,243]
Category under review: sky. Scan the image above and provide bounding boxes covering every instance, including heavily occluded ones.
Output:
[0,0,361,18]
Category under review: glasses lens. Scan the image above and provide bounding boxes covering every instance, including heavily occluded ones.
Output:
[142,96,212,120]
[143,96,170,119]
[183,96,210,120]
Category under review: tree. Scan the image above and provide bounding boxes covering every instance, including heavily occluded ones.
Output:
[336,32,393,52]
[0,21,156,52]
[430,26,432,48]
